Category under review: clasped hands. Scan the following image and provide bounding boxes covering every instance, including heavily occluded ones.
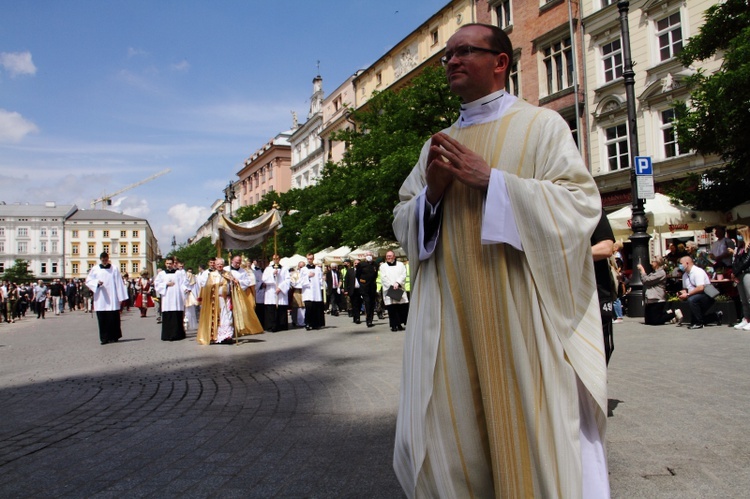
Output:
[425,132,491,205]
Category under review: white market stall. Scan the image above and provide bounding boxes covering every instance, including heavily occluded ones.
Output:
[349,240,405,260]
[323,246,352,264]
[607,193,725,256]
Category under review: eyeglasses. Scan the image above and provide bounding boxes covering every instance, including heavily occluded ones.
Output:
[440,45,501,66]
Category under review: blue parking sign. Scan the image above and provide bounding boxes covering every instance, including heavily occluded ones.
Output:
[634,156,652,175]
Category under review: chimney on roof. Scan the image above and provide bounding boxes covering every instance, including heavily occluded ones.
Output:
[45,202,57,208]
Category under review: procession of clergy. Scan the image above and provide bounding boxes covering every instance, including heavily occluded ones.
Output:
[86,249,410,345]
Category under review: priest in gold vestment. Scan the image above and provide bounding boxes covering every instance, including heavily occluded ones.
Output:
[196,257,263,345]
[392,24,609,498]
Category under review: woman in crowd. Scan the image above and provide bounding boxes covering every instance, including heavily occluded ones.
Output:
[637,256,680,325]
[731,226,750,330]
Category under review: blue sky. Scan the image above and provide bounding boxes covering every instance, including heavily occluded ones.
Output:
[1,0,449,253]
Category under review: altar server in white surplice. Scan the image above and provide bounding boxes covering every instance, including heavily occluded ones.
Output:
[392,23,609,499]
[300,253,324,330]
[262,254,290,332]
[86,252,129,345]
[154,257,187,341]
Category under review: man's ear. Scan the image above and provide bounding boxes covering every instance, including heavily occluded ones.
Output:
[494,53,510,76]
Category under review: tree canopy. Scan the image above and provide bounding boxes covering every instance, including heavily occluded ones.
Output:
[2,259,36,283]
[671,0,750,211]
[232,65,460,258]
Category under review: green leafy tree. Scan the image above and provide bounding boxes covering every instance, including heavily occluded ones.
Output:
[671,0,750,211]
[170,237,217,272]
[232,65,459,255]
[2,259,35,283]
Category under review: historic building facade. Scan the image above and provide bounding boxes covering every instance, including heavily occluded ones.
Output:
[0,202,76,279]
[65,209,159,279]
[581,0,723,210]
[236,130,293,207]
[290,75,325,189]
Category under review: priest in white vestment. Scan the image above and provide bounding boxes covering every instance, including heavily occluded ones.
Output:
[86,252,129,345]
[392,24,609,498]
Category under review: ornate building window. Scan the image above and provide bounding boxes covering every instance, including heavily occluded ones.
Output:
[604,123,629,171]
[656,12,683,62]
[602,38,623,82]
[542,37,573,96]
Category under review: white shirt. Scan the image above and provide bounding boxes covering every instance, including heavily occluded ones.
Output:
[86,265,128,311]
[262,264,290,306]
[682,265,711,293]
[154,269,187,312]
[301,264,323,302]
[223,265,254,291]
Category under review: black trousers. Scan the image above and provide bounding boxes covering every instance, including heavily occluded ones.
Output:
[264,304,289,331]
[361,289,376,324]
[304,301,325,329]
[600,299,613,366]
[644,301,676,325]
[349,291,362,322]
[161,310,186,341]
[96,310,122,344]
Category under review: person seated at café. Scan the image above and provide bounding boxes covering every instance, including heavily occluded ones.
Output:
[637,256,681,325]
[677,256,723,329]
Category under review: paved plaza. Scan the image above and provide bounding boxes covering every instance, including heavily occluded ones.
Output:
[1,307,750,497]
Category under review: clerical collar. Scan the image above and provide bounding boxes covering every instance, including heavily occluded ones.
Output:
[387,261,396,266]
[165,268,177,274]
[307,264,315,269]
[273,264,281,269]
[100,264,111,269]
[231,266,240,271]
[458,90,517,128]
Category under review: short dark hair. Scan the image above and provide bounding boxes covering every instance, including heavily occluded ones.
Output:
[99,252,109,259]
[461,23,513,87]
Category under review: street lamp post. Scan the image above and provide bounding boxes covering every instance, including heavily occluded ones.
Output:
[619,0,649,317]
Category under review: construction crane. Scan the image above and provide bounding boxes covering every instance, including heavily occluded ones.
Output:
[90,168,171,209]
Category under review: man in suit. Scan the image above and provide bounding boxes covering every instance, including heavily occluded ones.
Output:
[325,263,343,316]
[344,259,362,324]
[356,251,378,327]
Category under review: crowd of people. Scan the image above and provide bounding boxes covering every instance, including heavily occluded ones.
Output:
[0,278,95,324]
[0,248,413,343]
[616,225,750,330]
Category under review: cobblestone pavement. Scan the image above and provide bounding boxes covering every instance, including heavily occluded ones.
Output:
[1,309,750,497]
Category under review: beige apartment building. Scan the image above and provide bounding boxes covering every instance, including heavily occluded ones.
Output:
[65,209,159,279]
[581,0,723,210]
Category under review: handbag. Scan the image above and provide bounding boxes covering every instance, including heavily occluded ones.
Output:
[704,283,721,299]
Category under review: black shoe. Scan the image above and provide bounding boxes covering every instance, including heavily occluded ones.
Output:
[305,325,312,331]
[688,324,704,330]
[391,327,398,332]
[397,326,405,331]
[367,322,374,328]
[716,311,724,326]
[354,320,361,324]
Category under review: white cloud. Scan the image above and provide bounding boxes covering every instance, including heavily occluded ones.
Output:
[127,47,148,58]
[161,203,211,242]
[0,51,36,77]
[120,198,151,218]
[170,60,190,72]
[0,108,39,143]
